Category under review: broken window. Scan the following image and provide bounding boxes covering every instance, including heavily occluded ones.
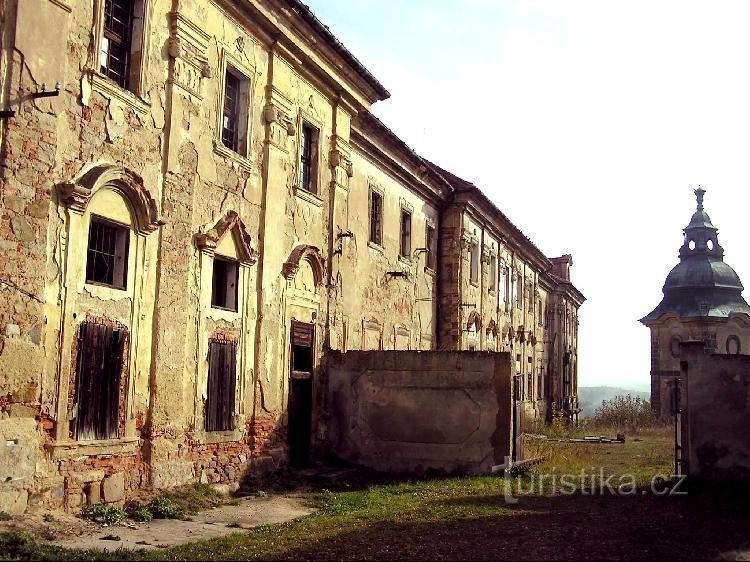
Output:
[100,0,134,89]
[291,321,314,374]
[86,216,129,290]
[74,322,127,441]
[299,122,319,194]
[205,341,237,432]
[399,209,412,259]
[369,190,383,246]
[211,257,239,312]
[425,224,436,270]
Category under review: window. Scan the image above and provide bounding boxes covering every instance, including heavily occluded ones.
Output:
[537,370,544,400]
[425,224,436,269]
[489,255,497,290]
[205,341,236,432]
[299,123,319,194]
[222,70,241,152]
[470,243,479,284]
[400,209,412,259]
[211,257,239,312]
[369,190,383,246]
[516,273,523,307]
[538,299,544,326]
[86,216,130,290]
[503,267,511,311]
[73,322,127,440]
[100,0,134,89]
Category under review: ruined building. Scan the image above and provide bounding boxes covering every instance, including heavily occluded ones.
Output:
[0,0,583,513]
[641,189,750,418]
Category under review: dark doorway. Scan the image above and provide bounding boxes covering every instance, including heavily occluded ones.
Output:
[288,321,314,466]
[74,322,127,441]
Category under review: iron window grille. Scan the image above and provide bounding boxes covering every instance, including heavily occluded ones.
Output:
[86,216,129,290]
[369,190,383,246]
[100,0,134,89]
[399,210,412,259]
[211,257,239,312]
[221,70,241,152]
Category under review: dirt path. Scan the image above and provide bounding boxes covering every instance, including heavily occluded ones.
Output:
[48,496,314,552]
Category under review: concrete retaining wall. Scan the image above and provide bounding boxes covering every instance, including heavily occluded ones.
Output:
[323,351,513,475]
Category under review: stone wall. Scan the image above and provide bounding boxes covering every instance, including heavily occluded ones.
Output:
[323,350,513,475]
[680,342,750,480]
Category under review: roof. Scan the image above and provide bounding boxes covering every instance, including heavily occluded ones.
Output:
[285,1,390,101]
[641,189,750,324]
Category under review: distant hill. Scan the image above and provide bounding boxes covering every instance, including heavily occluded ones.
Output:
[578,386,650,418]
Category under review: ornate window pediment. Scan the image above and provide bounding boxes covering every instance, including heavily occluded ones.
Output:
[195,211,259,266]
[59,164,165,235]
[282,245,326,286]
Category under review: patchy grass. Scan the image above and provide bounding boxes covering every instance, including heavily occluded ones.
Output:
[6,429,750,560]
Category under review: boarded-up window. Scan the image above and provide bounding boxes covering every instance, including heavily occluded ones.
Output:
[74,322,127,441]
[205,341,236,432]
[291,321,314,374]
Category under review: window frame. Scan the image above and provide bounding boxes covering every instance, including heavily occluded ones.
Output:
[94,0,150,96]
[211,255,240,313]
[369,188,384,248]
[85,215,131,291]
[298,121,320,195]
[399,208,412,260]
[425,223,436,270]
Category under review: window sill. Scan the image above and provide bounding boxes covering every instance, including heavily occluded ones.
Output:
[368,241,384,254]
[294,187,323,207]
[398,256,412,266]
[198,429,244,444]
[84,282,131,301]
[469,281,479,288]
[424,266,436,276]
[46,437,139,460]
[88,70,150,116]
[213,141,253,172]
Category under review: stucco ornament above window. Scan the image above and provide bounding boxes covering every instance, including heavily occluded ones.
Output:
[282,245,326,286]
[195,211,259,266]
[58,164,165,234]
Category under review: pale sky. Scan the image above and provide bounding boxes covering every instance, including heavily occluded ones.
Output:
[306,0,750,389]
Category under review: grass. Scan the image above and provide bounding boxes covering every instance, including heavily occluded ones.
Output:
[3,425,749,561]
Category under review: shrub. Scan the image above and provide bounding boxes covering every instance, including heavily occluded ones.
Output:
[0,512,10,522]
[0,531,35,559]
[148,496,184,519]
[81,503,126,525]
[130,506,153,523]
[592,394,657,430]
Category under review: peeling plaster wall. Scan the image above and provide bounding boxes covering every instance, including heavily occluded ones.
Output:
[332,150,439,354]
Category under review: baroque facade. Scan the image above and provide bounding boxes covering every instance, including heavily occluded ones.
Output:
[0,0,583,513]
[641,189,750,419]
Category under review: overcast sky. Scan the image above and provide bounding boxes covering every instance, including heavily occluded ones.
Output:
[306,0,750,389]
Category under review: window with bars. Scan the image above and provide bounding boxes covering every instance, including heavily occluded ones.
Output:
[100,0,134,89]
[211,257,239,312]
[221,70,241,152]
[425,224,436,270]
[369,190,383,246]
[299,123,319,194]
[205,340,237,432]
[74,322,127,441]
[399,209,412,259]
[86,217,129,290]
